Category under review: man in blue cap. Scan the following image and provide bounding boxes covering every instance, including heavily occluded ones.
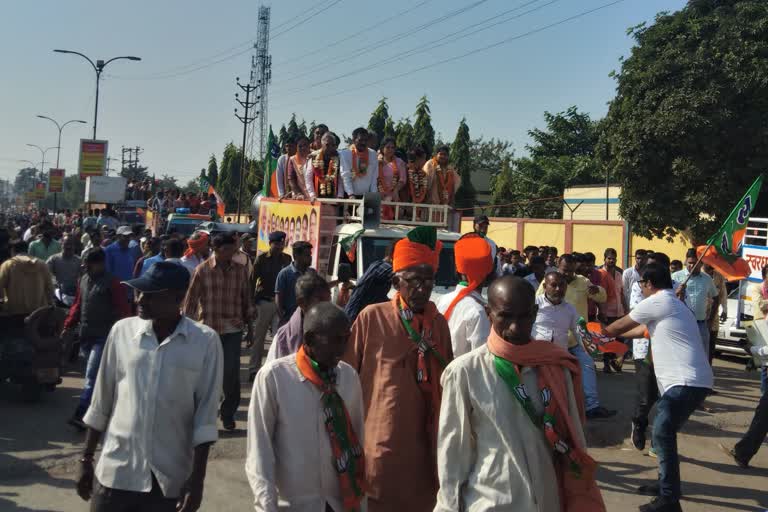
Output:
[249,230,291,379]
[76,261,223,512]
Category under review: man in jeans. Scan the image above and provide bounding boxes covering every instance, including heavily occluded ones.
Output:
[62,248,131,429]
[248,231,291,380]
[184,232,252,431]
[606,263,713,512]
[672,248,719,361]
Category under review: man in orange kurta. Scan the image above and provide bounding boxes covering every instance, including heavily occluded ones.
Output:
[422,145,461,206]
[344,226,453,512]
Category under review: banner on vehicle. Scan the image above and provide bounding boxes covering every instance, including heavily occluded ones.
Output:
[257,198,321,268]
[78,139,108,180]
[48,168,64,193]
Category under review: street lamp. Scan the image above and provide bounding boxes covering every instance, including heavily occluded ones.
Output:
[36,116,87,167]
[53,50,141,139]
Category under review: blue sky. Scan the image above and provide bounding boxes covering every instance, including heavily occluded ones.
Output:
[0,0,686,185]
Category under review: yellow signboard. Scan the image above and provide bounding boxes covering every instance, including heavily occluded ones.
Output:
[78,139,108,180]
[257,199,321,268]
[49,168,65,193]
[34,182,46,199]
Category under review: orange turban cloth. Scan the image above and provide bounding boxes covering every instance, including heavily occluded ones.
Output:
[392,226,443,273]
[184,232,209,257]
[443,233,494,321]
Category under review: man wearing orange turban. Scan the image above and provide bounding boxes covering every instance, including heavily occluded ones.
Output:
[180,231,209,275]
[437,233,494,357]
[344,226,453,512]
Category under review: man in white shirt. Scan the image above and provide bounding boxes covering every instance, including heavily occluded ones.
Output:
[338,127,379,198]
[622,248,648,307]
[180,231,209,275]
[246,302,366,512]
[275,138,297,199]
[523,256,547,289]
[436,233,493,357]
[435,276,605,512]
[76,261,223,512]
[605,263,712,512]
[532,272,580,350]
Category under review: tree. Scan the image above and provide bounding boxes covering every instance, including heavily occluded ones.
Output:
[298,120,308,140]
[287,114,301,143]
[278,125,289,150]
[368,97,391,141]
[470,137,514,178]
[206,155,218,187]
[491,107,602,218]
[451,119,476,209]
[14,168,38,196]
[157,174,178,190]
[217,142,242,213]
[383,117,396,140]
[599,0,768,241]
[395,118,414,155]
[120,164,149,182]
[182,179,201,195]
[413,95,435,157]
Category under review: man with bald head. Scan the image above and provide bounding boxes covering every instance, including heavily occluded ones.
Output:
[344,226,453,512]
[246,303,365,512]
[436,276,606,512]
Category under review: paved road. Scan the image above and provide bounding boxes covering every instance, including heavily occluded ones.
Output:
[1,349,766,511]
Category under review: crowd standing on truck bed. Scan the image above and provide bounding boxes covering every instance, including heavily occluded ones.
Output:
[1,125,767,512]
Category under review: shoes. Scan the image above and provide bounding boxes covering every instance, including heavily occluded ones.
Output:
[718,443,748,468]
[221,418,236,431]
[637,483,660,496]
[603,365,615,374]
[639,496,682,512]
[610,359,623,373]
[586,406,617,419]
[631,421,646,451]
[648,445,658,458]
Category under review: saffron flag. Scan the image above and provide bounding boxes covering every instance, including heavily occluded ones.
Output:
[263,127,281,198]
[698,175,763,281]
[199,177,226,218]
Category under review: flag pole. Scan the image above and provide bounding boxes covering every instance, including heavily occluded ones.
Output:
[679,242,713,289]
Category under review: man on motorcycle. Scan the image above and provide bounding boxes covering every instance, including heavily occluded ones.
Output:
[47,235,82,302]
[0,239,54,317]
[62,247,131,429]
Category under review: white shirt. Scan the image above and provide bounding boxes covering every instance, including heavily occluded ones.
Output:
[524,272,541,290]
[23,227,34,242]
[338,148,379,197]
[629,289,714,394]
[275,155,289,197]
[246,355,366,512]
[622,267,641,308]
[435,346,586,512]
[630,281,650,359]
[180,254,205,274]
[436,285,490,357]
[532,295,579,350]
[83,316,223,498]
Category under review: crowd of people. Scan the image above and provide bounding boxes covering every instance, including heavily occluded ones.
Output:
[1,199,767,512]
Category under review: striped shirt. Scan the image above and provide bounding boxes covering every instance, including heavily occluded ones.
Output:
[183,255,251,334]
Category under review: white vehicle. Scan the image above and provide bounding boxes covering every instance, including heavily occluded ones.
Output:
[84,176,127,204]
[715,217,768,356]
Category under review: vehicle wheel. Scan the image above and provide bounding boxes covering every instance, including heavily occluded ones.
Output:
[21,380,41,402]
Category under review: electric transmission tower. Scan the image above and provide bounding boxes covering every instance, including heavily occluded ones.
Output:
[247,5,272,162]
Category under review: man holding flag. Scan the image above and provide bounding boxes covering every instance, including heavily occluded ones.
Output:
[199,176,225,220]
[262,127,282,199]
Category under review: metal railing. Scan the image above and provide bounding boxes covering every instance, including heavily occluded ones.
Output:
[314,197,451,228]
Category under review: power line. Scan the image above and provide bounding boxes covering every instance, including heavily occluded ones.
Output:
[273,0,628,108]
[273,0,434,68]
[106,0,344,81]
[278,0,555,96]
[273,0,494,86]
[270,0,345,41]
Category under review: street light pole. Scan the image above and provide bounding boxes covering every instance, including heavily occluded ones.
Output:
[36,116,87,211]
[26,144,58,210]
[53,50,141,139]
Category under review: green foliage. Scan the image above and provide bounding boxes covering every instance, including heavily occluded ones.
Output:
[383,117,396,140]
[182,179,201,195]
[157,174,178,190]
[413,96,435,157]
[207,155,218,187]
[14,168,38,196]
[451,118,475,209]
[491,107,602,218]
[598,0,768,241]
[287,114,302,142]
[395,118,414,155]
[368,98,391,141]
[298,120,308,140]
[217,142,242,212]
[278,125,289,150]
[119,164,149,182]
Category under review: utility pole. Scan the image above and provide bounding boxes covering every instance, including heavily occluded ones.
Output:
[234,77,259,221]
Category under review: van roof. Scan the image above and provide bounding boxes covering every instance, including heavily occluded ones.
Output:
[334,222,461,241]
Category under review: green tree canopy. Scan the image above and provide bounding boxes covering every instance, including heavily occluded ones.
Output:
[413,96,435,157]
[217,142,241,212]
[451,118,475,210]
[395,118,414,157]
[599,0,768,241]
[278,125,289,150]
[368,97,391,141]
[207,155,218,187]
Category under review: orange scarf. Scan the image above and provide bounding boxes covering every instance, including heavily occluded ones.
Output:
[392,293,447,468]
[184,232,209,258]
[487,330,605,512]
[296,345,365,511]
[351,146,369,179]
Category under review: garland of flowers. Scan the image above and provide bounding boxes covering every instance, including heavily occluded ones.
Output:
[312,150,339,197]
[432,157,453,204]
[351,146,369,179]
[377,157,401,195]
[408,166,428,203]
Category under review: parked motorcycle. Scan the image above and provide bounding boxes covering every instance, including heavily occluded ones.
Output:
[0,306,66,402]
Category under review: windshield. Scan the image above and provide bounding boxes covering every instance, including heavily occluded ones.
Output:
[118,211,144,225]
[167,220,203,236]
[361,237,458,288]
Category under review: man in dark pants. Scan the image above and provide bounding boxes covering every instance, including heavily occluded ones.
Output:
[76,262,223,512]
[606,263,713,512]
[183,233,252,431]
[721,345,768,468]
